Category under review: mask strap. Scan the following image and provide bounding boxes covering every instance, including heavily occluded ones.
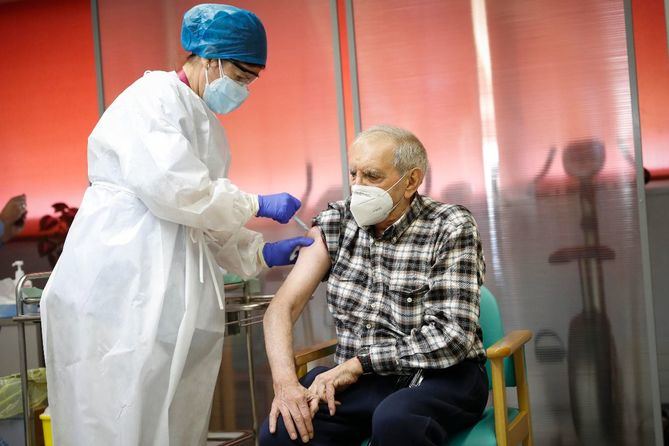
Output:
[217,59,223,79]
[204,63,210,86]
[385,169,415,213]
[386,170,410,193]
[388,196,403,214]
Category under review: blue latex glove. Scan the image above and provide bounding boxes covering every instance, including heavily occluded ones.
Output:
[262,237,314,267]
[257,193,302,224]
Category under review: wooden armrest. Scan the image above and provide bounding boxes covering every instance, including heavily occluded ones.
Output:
[294,339,338,368]
[486,330,532,359]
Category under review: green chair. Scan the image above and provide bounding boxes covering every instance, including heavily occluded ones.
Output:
[294,286,534,446]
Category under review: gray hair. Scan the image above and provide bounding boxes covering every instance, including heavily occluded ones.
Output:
[353,125,429,174]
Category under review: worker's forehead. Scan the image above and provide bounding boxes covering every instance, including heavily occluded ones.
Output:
[350,134,395,167]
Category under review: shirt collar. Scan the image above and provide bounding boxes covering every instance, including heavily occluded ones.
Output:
[379,193,425,242]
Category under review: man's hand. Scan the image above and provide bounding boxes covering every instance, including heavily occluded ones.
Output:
[269,381,320,443]
[1,195,27,242]
[308,357,363,416]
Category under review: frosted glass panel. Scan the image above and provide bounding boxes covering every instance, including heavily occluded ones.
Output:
[96,0,660,441]
[352,0,657,444]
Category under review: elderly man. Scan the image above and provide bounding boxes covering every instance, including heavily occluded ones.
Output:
[260,125,488,446]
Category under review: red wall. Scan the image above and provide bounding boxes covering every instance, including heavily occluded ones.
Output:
[632,0,669,176]
[0,0,666,239]
[0,0,97,237]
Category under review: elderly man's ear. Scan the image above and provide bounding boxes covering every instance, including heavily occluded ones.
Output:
[404,168,424,199]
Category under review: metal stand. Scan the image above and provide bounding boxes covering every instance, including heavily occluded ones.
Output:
[14,271,51,446]
[221,280,274,446]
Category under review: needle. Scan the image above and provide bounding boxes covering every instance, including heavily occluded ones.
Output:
[292,216,310,231]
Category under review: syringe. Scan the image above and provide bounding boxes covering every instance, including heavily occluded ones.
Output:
[292,216,310,231]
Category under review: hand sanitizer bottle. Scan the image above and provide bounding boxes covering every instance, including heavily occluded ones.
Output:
[12,260,32,288]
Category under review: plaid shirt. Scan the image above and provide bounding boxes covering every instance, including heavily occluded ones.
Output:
[313,194,486,375]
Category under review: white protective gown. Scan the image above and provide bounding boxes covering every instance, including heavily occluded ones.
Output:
[41,70,266,446]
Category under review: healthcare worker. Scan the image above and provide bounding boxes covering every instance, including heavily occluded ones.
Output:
[41,4,312,445]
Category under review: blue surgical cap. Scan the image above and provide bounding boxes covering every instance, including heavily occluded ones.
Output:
[181,4,267,66]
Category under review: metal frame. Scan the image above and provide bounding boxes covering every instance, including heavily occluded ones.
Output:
[330,0,351,198]
[222,282,273,445]
[329,0,363,199]
[624,0,664,444]
[91,0,105,116]
[14,271,51,446]
[666,0,669,53]
[345,0,362,136]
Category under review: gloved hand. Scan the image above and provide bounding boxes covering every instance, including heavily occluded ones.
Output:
[262,237,314,267]
[257,193,302,224]
[0,194,27,243]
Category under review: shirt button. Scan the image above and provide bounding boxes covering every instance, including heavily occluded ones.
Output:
[407,297,413,303]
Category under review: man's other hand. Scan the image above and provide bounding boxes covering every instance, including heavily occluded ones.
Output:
[308,358,363,416]
[269,381,319,443]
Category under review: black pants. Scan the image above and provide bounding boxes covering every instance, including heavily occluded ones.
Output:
[259,360,488,446]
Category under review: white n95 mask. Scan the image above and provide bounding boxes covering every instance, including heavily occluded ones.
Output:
[350,172,407,227]
[203,60,249,114]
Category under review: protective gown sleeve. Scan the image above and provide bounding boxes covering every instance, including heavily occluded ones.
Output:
[122,116,258,232]
[106,75,266,277]
[207,227,267,279]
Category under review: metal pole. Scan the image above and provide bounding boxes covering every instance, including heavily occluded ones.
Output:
[36,326,45,368]
[18,322,33,446]
[665,0,669,53]
[330,0,351,198]
[246,324,258,446]
[243,283,259,446]
[91,0,106,116]
[623,0,664,443]
[15,274,34,446]
[345,0,362,136]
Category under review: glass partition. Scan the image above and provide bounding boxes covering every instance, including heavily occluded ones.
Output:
[96,0,659,442]
[352,0,657,443]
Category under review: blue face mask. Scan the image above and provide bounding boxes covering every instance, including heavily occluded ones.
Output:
[203,60,249,114]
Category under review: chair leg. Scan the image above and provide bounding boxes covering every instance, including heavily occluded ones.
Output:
[490,357,508,446]
[514,349,533,446]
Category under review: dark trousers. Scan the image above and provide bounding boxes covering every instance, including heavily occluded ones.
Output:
[259,360,488,446]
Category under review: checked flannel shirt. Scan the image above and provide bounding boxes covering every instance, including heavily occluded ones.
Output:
[313,194,486,375]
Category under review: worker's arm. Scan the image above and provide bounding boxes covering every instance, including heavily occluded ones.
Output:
[263,226,331,443]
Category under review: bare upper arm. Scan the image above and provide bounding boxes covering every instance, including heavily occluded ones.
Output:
[269,226,332,321]
[296,225,332,272]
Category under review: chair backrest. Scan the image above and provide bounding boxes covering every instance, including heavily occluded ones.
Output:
[479,286,516,387]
